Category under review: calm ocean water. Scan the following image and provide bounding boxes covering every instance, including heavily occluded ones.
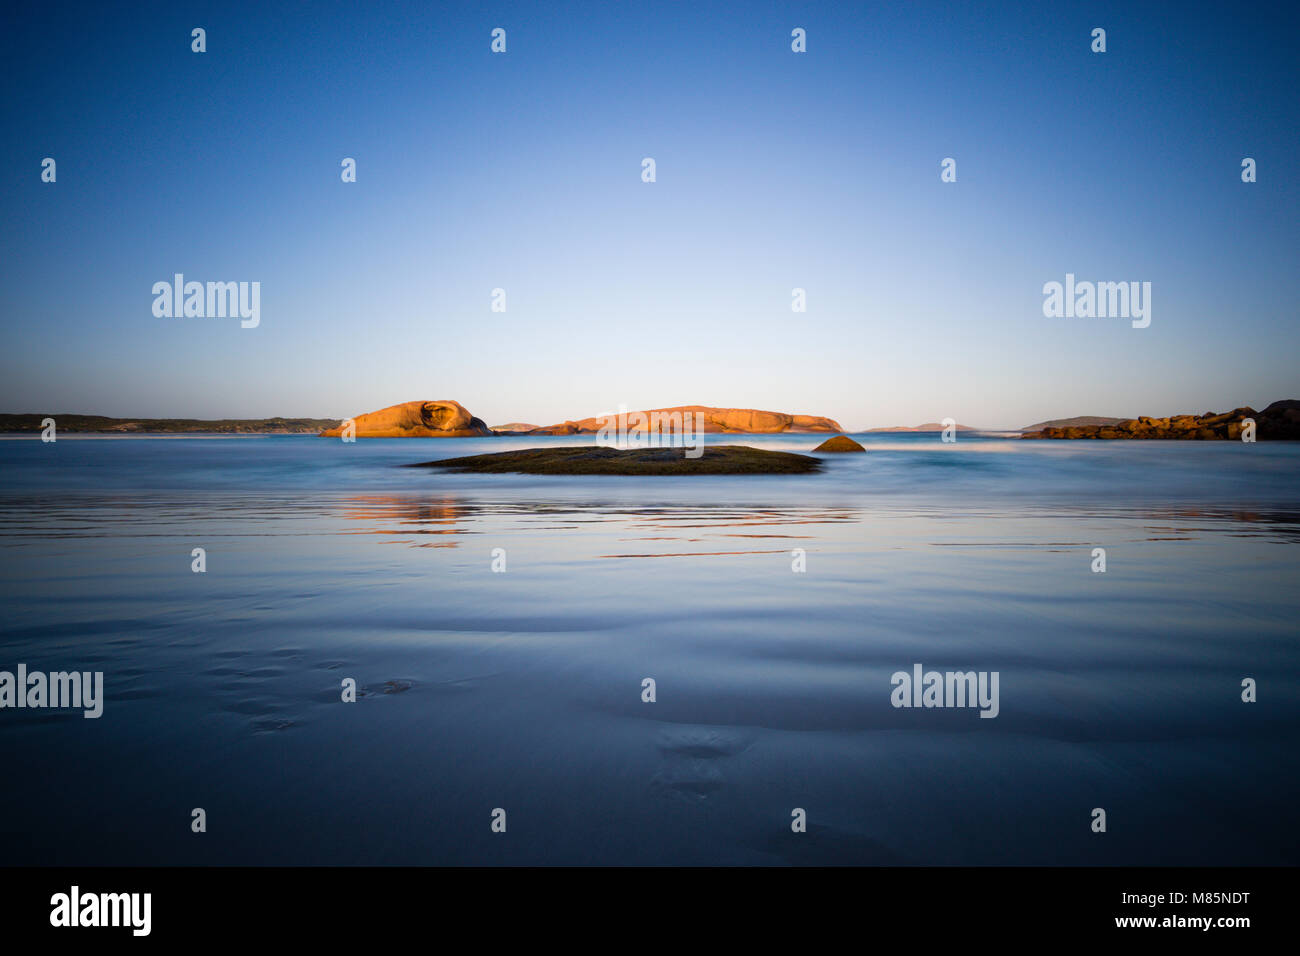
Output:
[1,433,1297,865]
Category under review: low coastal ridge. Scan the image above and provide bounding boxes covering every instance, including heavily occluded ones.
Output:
[0,414,339,434]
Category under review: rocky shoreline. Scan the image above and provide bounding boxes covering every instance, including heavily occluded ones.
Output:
[1022,400,1300,440]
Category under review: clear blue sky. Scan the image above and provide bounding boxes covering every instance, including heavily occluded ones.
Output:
[2,0,1296,429]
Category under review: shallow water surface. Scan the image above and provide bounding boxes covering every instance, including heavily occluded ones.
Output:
[0,434,1297,864]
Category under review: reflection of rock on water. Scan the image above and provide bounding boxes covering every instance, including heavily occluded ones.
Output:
[339,495,470,548]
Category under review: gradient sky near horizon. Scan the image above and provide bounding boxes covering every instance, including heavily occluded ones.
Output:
[2,0,1296,430]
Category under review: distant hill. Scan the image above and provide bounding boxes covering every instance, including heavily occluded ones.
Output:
[490,423,539,433]
[1020,416,1126,432]
[0,414,340,434]
[865,422,977,432]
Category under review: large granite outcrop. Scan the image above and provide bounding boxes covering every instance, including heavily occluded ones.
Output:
[318,400,491,437]
[529,405,843,435]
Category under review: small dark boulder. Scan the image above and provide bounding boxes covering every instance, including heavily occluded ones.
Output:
[813,435,866,453]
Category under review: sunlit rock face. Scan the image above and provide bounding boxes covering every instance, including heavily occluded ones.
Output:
[318,400,491,437]
[530,406,844,435]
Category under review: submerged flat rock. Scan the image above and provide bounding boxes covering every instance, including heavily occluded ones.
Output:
[411,445,824,475]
